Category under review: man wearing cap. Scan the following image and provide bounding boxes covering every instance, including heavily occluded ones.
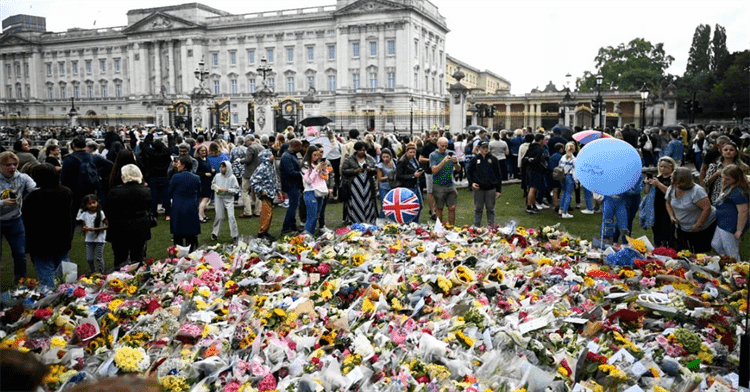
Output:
[467,140,502,227]
[471,129,489,154]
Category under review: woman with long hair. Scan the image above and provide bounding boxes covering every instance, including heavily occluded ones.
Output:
[644,156,677,248]
[326,129,342,200]
[301,145,329,235]
[341,141,378,224]
[557,142,577,219]
[194,144,214,222]
[376,148,396,218]
[704,141,750,203]
[710,164,749,261]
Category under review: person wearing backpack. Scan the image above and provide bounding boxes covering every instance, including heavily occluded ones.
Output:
[61,136,112,231]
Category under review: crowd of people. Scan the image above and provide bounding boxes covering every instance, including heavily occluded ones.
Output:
[2,121,750,287]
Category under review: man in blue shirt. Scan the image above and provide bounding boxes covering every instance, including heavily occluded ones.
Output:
[429,137,459,226]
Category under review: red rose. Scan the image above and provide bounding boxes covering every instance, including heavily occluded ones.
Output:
[73,287,86,298]
[34,308,52,320]
[369,354,379,363]
[287,341,297,350]
[146,299,160,314]
[416,376,430,384]
[318,263,331,275]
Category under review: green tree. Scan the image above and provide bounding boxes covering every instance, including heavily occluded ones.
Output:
[686,24,711,75]
[709,50,749,118]
[711,24,730,77]
[576,38,674,92]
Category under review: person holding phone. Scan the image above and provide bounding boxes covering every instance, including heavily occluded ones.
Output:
[1,151,37,283]
[429,137,460,226]
[396,142,424,223]
[644,156,677,248]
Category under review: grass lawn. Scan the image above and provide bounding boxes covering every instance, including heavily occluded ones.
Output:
[2,182,747,290]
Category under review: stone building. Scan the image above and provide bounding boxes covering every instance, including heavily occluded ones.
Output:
[0,0,449,132]
[445,54,510,95]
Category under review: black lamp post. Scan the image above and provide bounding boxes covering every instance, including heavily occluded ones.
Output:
[194,56,210,90]
[640,83,649,130]
[256,56,272,87]
[594,73,603,129]
[409,96,415,138]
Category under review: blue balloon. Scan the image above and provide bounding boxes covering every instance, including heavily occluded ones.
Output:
[574,138,641,196]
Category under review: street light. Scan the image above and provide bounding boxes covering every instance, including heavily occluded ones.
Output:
[409,96,415,139]
[256,56,272,86]
[640,83,649,130]
[194,56,210,89]
[594,73,604,130]
[733,102,738,125]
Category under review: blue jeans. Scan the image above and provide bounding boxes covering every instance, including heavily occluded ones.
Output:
[150,176,171,217]
[601,196,629,241]
[560,174,575,213]
[378,186,391,218]
[1,217,27,279]
[583,187,594,210]
[303,191,323,234]
[614,193,641,243]
[282,186,301,232]
[31,254,64,289]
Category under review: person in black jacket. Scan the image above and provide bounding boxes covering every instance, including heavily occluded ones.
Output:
[140,133,173,220]
[395,142,424,223]
[22,163,73,288]
[524,133,548,214]
[106,164,152,269]
[467,140,503,227]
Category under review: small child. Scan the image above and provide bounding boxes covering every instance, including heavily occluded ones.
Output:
[76,194,108,273]
[210,161,241,242]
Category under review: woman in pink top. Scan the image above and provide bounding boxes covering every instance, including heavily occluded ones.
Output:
[301,145,330,236]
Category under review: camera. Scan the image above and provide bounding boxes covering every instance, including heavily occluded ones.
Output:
[447,151,455,156]
[362,164,368,169]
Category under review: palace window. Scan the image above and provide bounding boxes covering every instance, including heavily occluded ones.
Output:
[286,48,294,62]
[48,86,53,99]
[100,59,106,73]
[229,51,237,65]
[116,84,122,97]
[46,63,52,76]
[267,49,274,63]
[352,42,360,58]
[268,77,274,88]
[101,85,107,98]
[307,47,314,62]
[387,72,395,89]
[114,58,121,72]
[369,73,377,89]
[307,76,315,89]
[248,50,255,64]
[328,75,336,91]
[86,60,92,74]
[327,45,335,60]
[248,79,255,93]
[60,86,66,99]
[59,62,65,75]
[387,40,395,55]
[286,77,294,93]
[87,85,93,98]
[72,61,78,74]
[369,41,377,56]
[352,73,360,89]
[74,86,80,98]
[231,79,238,94]
[212,53,218,66]
[213,80,220,94]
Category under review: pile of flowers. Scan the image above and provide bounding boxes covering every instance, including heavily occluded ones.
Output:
[0,221,747,392]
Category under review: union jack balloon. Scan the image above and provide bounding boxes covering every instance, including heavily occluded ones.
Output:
[382,187,420,224]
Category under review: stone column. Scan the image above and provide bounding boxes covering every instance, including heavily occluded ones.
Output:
[0,57,5,99]
[634,102,642,128]
[181,39,190,95]
[505,104,511,130]
[140,43,149,95]
[252,85,276,136]
[535,103,542,129]
[128,43,138,97]
[30,48,42,99]
[168,40,175,95]
[154,41,162,96]
[523,103,529,127]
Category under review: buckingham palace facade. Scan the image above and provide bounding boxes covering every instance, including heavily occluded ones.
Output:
[0,0,449,132]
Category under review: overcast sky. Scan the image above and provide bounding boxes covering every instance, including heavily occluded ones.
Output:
[2,0,749,94]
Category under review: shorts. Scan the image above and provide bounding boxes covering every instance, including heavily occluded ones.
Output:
[527,170,546,189]
[425,174,434,193]
[433,184,458,209]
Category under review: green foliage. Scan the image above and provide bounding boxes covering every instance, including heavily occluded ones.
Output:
[711,24,731,77]
[686,24,712,76]
[576,38,674,92]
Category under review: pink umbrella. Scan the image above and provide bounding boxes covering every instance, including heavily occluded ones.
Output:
[572,130,612,144]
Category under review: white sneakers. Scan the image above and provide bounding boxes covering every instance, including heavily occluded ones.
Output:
[561,213,574,218]
[580,209,595,215]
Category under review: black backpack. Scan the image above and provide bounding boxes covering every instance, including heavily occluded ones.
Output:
[73,154,100,191]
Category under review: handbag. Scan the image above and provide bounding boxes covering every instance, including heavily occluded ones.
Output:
[552,166,566,182]
[638,186,656,229]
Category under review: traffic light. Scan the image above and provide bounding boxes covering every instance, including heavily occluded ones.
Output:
[591,99,599,115]
[683,100,692,114]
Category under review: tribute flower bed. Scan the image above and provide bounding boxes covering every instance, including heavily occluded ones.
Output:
[0,222,747,392]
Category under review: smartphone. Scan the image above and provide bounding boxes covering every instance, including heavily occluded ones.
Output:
[645,173,654,180]
[447,151,455,156]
